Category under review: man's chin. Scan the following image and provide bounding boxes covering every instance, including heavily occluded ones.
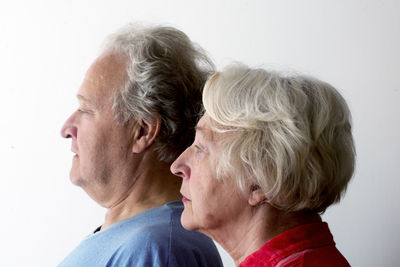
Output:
[69,171,85,187]
[69,159,83,185]
[69,177,81,186]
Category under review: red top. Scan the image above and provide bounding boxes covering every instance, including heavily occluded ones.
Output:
[238,222,350,267]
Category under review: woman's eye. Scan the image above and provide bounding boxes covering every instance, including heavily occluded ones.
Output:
[194,145,203,153]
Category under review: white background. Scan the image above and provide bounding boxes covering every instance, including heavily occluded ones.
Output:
[0,1,399,266]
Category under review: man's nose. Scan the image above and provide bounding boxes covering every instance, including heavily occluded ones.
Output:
[60,112,77,139]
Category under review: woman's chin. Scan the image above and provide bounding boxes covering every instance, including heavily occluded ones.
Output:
[180,211,198,231]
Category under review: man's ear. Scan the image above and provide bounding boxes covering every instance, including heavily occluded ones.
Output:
[131,116,161,154]
[248,185,267,207]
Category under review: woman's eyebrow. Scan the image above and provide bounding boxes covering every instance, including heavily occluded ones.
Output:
[195,126,215,141]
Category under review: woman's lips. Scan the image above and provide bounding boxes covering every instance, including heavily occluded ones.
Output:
[181,193,191,202]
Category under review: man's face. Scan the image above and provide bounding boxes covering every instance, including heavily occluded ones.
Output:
[61,53,136,206]
[170,114,248,235]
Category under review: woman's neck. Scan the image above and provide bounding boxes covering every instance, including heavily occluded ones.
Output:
[208,204,321,265]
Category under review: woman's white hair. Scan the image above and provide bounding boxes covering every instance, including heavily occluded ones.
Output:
[203,63,355,213]
[101,23,214,163]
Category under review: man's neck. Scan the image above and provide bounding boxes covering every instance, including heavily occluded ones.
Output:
[101,161,181,230]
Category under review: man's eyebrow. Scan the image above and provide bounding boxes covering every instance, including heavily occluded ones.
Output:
[77,95,95,106]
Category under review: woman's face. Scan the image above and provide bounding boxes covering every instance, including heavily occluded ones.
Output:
[170,114,249,234]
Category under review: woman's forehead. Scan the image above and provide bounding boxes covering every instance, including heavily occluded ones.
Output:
[196,114,231,143]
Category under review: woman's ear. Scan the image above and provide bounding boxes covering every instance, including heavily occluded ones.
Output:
[131,116,161,154]
[248,185,267,206]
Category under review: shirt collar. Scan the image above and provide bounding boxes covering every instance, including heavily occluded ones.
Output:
[239,222,335,266]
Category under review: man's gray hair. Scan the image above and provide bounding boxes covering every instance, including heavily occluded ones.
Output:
[102,23,214,163]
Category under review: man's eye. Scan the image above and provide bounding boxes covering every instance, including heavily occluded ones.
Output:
[78,108,88,114]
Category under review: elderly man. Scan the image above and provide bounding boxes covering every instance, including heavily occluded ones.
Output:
[59,23,222,266]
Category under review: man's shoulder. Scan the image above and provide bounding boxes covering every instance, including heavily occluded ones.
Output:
[119,201,181,238]
[59,201,222,267]
[116,201,212,249]
[112,201,223,267]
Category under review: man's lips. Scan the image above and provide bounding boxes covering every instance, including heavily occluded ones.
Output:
[71,143,78,155]
[71,147,78,156]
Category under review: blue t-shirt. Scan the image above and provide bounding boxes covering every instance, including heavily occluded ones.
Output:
[58,201,222,267]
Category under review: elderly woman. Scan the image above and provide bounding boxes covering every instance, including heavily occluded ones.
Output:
[170,64,355,266]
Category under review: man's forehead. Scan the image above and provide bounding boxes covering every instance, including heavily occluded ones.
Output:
[87,54,127,85]
[76,53,128,107]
